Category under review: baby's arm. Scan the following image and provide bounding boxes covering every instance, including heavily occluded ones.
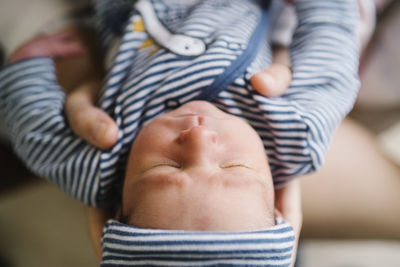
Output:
[0,32,104,206]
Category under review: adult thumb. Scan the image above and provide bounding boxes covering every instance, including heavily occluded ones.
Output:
[65,80,119,149]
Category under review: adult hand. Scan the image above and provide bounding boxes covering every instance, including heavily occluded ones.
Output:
[50,27,120,150]
[23,27,121,150]
[8,31,87,63]
[65,79,119,149]
[8,28,119,149]
[275,180,302,267]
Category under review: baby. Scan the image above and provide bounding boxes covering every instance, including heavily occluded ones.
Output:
[0,0,360,266]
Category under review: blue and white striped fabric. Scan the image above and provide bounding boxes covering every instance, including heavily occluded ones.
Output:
[0,0,359,205]
[0,0,359,266]
[101,218,294,267]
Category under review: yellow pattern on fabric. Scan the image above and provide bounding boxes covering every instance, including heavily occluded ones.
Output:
[132,18,145,32]
[139,38,155,50]
[133,17,160,56]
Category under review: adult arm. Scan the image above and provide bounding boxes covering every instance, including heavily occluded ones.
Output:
[55,25,119,150]
[301,119,400,239]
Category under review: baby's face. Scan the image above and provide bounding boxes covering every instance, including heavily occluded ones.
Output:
[122,101,275,231]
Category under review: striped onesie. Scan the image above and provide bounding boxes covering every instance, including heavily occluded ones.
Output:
[0,0,359,207]
[0,0,360,266]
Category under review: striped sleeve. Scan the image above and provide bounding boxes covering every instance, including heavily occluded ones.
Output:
[286,0,360,171]
[0,58,102,206]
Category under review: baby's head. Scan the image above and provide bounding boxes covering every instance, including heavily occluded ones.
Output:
[121,101,275,231]
[101,101,294,266]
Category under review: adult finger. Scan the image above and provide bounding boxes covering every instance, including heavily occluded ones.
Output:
[250,63,292,97]
[50,30,80,41]
[275,180,302,267]
[65,80,119,149]
[86,206,111,262]
[275,180,302,230]
[48,40,87,58]
[8,33,87,63]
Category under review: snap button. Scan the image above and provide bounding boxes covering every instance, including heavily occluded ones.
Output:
[165,98,180,109]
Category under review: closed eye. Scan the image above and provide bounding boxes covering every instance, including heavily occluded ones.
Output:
[220,163,252,170]
[142,163,181,175]
[150,159,181,169]
[140,159,181,175]
[152,164,180,169]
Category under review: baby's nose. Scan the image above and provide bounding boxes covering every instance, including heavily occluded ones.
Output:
[178,125,218,146]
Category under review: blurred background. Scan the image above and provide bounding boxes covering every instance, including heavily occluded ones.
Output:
[0,0,399,266]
